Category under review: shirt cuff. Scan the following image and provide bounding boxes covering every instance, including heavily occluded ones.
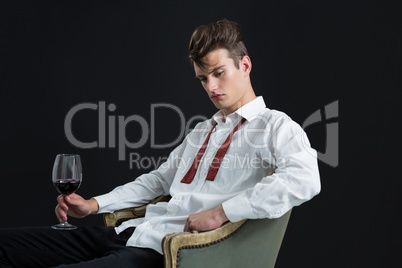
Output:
[92,193,115,214]
[222,192,255,222]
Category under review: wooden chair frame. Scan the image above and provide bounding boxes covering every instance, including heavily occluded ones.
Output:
[104,195,290,268]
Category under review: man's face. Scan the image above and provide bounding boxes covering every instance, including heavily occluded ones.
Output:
[193,48,252,116]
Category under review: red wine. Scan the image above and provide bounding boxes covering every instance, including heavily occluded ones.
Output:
[54,179,81,195]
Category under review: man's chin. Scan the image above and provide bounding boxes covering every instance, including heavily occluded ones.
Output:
[212,102,223,110]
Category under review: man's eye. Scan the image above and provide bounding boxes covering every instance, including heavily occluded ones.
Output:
[200,78,206,83]
[216,71,224,77]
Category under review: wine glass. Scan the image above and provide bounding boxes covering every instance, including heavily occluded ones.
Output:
[51,154,82,230]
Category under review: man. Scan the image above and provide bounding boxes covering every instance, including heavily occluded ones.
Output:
[0,19,320,267]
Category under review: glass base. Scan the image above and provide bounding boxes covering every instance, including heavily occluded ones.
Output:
[51,221,77,230]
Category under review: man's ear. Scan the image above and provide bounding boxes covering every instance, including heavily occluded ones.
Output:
[240,56,252,74]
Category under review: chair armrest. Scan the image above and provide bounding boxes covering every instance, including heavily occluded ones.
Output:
[162,210,291,268]
[103,195,171,227]
[162,220,247,268]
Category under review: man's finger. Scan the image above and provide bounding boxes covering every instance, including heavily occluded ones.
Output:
[183,219,190,232]
[55,205,67,223]
[64,194,80,205]
[56,195,68,211]
[57,195,64,203]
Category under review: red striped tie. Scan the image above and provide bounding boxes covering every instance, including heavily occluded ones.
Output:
[181,118,247,184]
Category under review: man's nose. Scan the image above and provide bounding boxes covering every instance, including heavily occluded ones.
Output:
[206,78,218,92]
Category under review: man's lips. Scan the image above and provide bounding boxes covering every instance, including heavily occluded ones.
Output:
[211,94,224,99]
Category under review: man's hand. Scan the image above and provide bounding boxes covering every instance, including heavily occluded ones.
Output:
[55,193,99,223]
[184,205,229,232]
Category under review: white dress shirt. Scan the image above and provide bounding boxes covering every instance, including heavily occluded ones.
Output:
[94,96,321,254]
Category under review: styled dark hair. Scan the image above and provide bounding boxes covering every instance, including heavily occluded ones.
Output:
[188,19,248,70]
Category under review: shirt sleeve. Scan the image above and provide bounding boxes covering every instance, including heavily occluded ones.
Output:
[94,143,184,213]
[222,115,321,222]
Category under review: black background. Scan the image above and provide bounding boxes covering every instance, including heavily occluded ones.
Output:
[0,1,400,267]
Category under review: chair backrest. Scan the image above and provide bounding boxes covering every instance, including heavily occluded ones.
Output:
[176,210,291,268]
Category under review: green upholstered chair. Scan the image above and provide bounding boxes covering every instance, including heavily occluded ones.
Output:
[104,196,291,268]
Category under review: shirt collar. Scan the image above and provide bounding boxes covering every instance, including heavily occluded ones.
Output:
[212,96,267,124]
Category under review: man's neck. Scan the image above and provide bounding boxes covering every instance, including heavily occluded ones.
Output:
[221,97,257,122]
[221,91,256,122]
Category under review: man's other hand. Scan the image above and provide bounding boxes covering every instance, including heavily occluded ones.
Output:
[184,205,229,232]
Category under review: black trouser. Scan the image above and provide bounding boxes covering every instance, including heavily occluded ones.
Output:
[0,226,163,268]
